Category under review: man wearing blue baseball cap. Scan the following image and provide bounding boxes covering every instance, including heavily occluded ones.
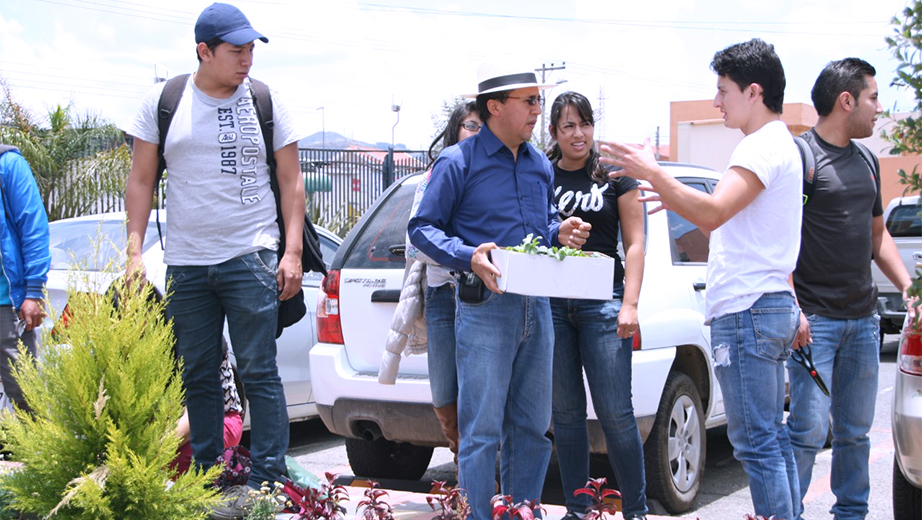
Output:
[125,4,305,519]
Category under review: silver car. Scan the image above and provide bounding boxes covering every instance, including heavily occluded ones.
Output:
[41,211,341,425]
[892,314,922,520]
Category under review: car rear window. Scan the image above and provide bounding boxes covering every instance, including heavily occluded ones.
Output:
[342,180,416,269]
[49,220,160,271]
[887,202,921,238]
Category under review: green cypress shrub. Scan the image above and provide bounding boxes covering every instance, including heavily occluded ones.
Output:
[0,277,221,519]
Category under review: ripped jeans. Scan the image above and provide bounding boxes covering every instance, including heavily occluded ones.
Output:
[711,292,801,520]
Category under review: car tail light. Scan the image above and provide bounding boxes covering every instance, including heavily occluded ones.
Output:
[51,303,73,338]
[632,329,641,350]
[317,270,344,344]
[898,325,922,376]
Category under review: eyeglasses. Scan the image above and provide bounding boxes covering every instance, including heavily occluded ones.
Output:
[507,95,541,107]
[460,121,481,132]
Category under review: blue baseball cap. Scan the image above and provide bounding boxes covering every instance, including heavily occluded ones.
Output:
[195,3,268,45]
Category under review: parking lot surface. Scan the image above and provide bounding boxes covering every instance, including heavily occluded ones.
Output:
[287,336,903,520]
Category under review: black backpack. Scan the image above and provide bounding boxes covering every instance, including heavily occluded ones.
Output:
[794,132,880,206]
[155,74,326,336]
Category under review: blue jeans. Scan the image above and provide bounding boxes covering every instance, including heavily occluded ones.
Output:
[166,249,289,488]
[710,292,801,520]
[455,289,553,520]
[786,313,879,520]
[550,297,647,517]
[425,283,457,408]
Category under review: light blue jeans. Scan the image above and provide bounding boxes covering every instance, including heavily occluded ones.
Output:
[710,292,801,520]
[786,313,879,520]
[455,289,553,520]
[425,283,457,408]
[550,297,647,518]
[166,249,289,488]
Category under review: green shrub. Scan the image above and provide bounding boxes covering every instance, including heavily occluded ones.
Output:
[0,277,220,519]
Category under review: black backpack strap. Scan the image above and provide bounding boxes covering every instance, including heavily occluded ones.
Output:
[794,135,816,206]
[154,74,191,249]
[853,141,881,189]
[250,79,327,277]
[249,78,275,172]
[249,78,282,244]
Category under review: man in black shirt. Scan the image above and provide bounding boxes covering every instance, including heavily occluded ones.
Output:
[787,58,913,520]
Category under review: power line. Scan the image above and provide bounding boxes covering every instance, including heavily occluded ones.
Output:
[28,0,193,24]
[5,81,147,102]
[357,3,888,36]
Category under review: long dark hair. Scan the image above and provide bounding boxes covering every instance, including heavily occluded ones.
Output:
[546,91,606,185]
[427,100,478,166]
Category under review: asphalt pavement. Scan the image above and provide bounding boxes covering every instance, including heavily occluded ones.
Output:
[285,334,904,520]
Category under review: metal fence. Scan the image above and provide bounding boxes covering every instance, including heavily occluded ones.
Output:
[298,147,428,235]
[51,146,429,235]
[108,147,428,236]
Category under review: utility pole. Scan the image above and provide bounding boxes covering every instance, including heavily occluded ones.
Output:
[597,87,606,142]
[536,62,566,148]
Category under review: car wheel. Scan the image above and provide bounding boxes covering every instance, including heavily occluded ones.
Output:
[893,456,922,520]
[345,437,433,481]
[643,371,706,514]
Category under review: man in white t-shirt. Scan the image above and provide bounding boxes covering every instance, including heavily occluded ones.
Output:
[600,39,803,520]
[124,4,305,519]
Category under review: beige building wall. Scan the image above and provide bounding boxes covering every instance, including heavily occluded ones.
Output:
[671,100,918,206]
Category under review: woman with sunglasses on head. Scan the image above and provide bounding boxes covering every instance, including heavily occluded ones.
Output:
[546,92,648,520]
[380,101,481,468]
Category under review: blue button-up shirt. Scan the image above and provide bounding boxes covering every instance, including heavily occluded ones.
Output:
[408,123,562,273]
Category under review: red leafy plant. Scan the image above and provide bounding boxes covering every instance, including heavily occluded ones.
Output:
[357,481,395,520]
[426,481,470,520]
[574,477,622,520]
[291,472,350,520]
[490,494,545,520]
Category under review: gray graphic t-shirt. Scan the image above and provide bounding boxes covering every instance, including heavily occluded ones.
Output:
[129,78,302,266]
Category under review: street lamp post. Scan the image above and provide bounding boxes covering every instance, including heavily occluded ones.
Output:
[391,104,401,149]
[316,106,325,149]
[385,104,401,186]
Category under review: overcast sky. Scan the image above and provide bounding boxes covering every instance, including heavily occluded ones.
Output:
[1,0,916,150]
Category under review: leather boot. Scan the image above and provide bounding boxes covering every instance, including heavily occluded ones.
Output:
[432,403,459,459]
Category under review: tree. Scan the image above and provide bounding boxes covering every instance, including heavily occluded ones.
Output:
[0,275,221,519]
[883,1,922,314]
[428,96,467,159]
[0,79,130,222]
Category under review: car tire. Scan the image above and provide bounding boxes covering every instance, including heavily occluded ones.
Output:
[345,437,433,481]
[893,456,922,520]
[643,371,706,514]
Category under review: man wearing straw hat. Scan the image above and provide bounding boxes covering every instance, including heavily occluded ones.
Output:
[409,64,591,520]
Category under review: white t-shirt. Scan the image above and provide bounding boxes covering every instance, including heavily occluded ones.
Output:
[705,119,802,323]
[128,77,303,266]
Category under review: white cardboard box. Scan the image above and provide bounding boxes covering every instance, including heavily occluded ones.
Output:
[490,248,615,300]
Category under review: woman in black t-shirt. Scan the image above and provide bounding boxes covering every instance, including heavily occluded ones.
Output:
[546,92,648,520]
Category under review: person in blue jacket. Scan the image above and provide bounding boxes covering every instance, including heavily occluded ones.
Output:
[0,145,50,414]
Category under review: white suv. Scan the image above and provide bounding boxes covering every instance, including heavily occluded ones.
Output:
[310,163,727,514]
